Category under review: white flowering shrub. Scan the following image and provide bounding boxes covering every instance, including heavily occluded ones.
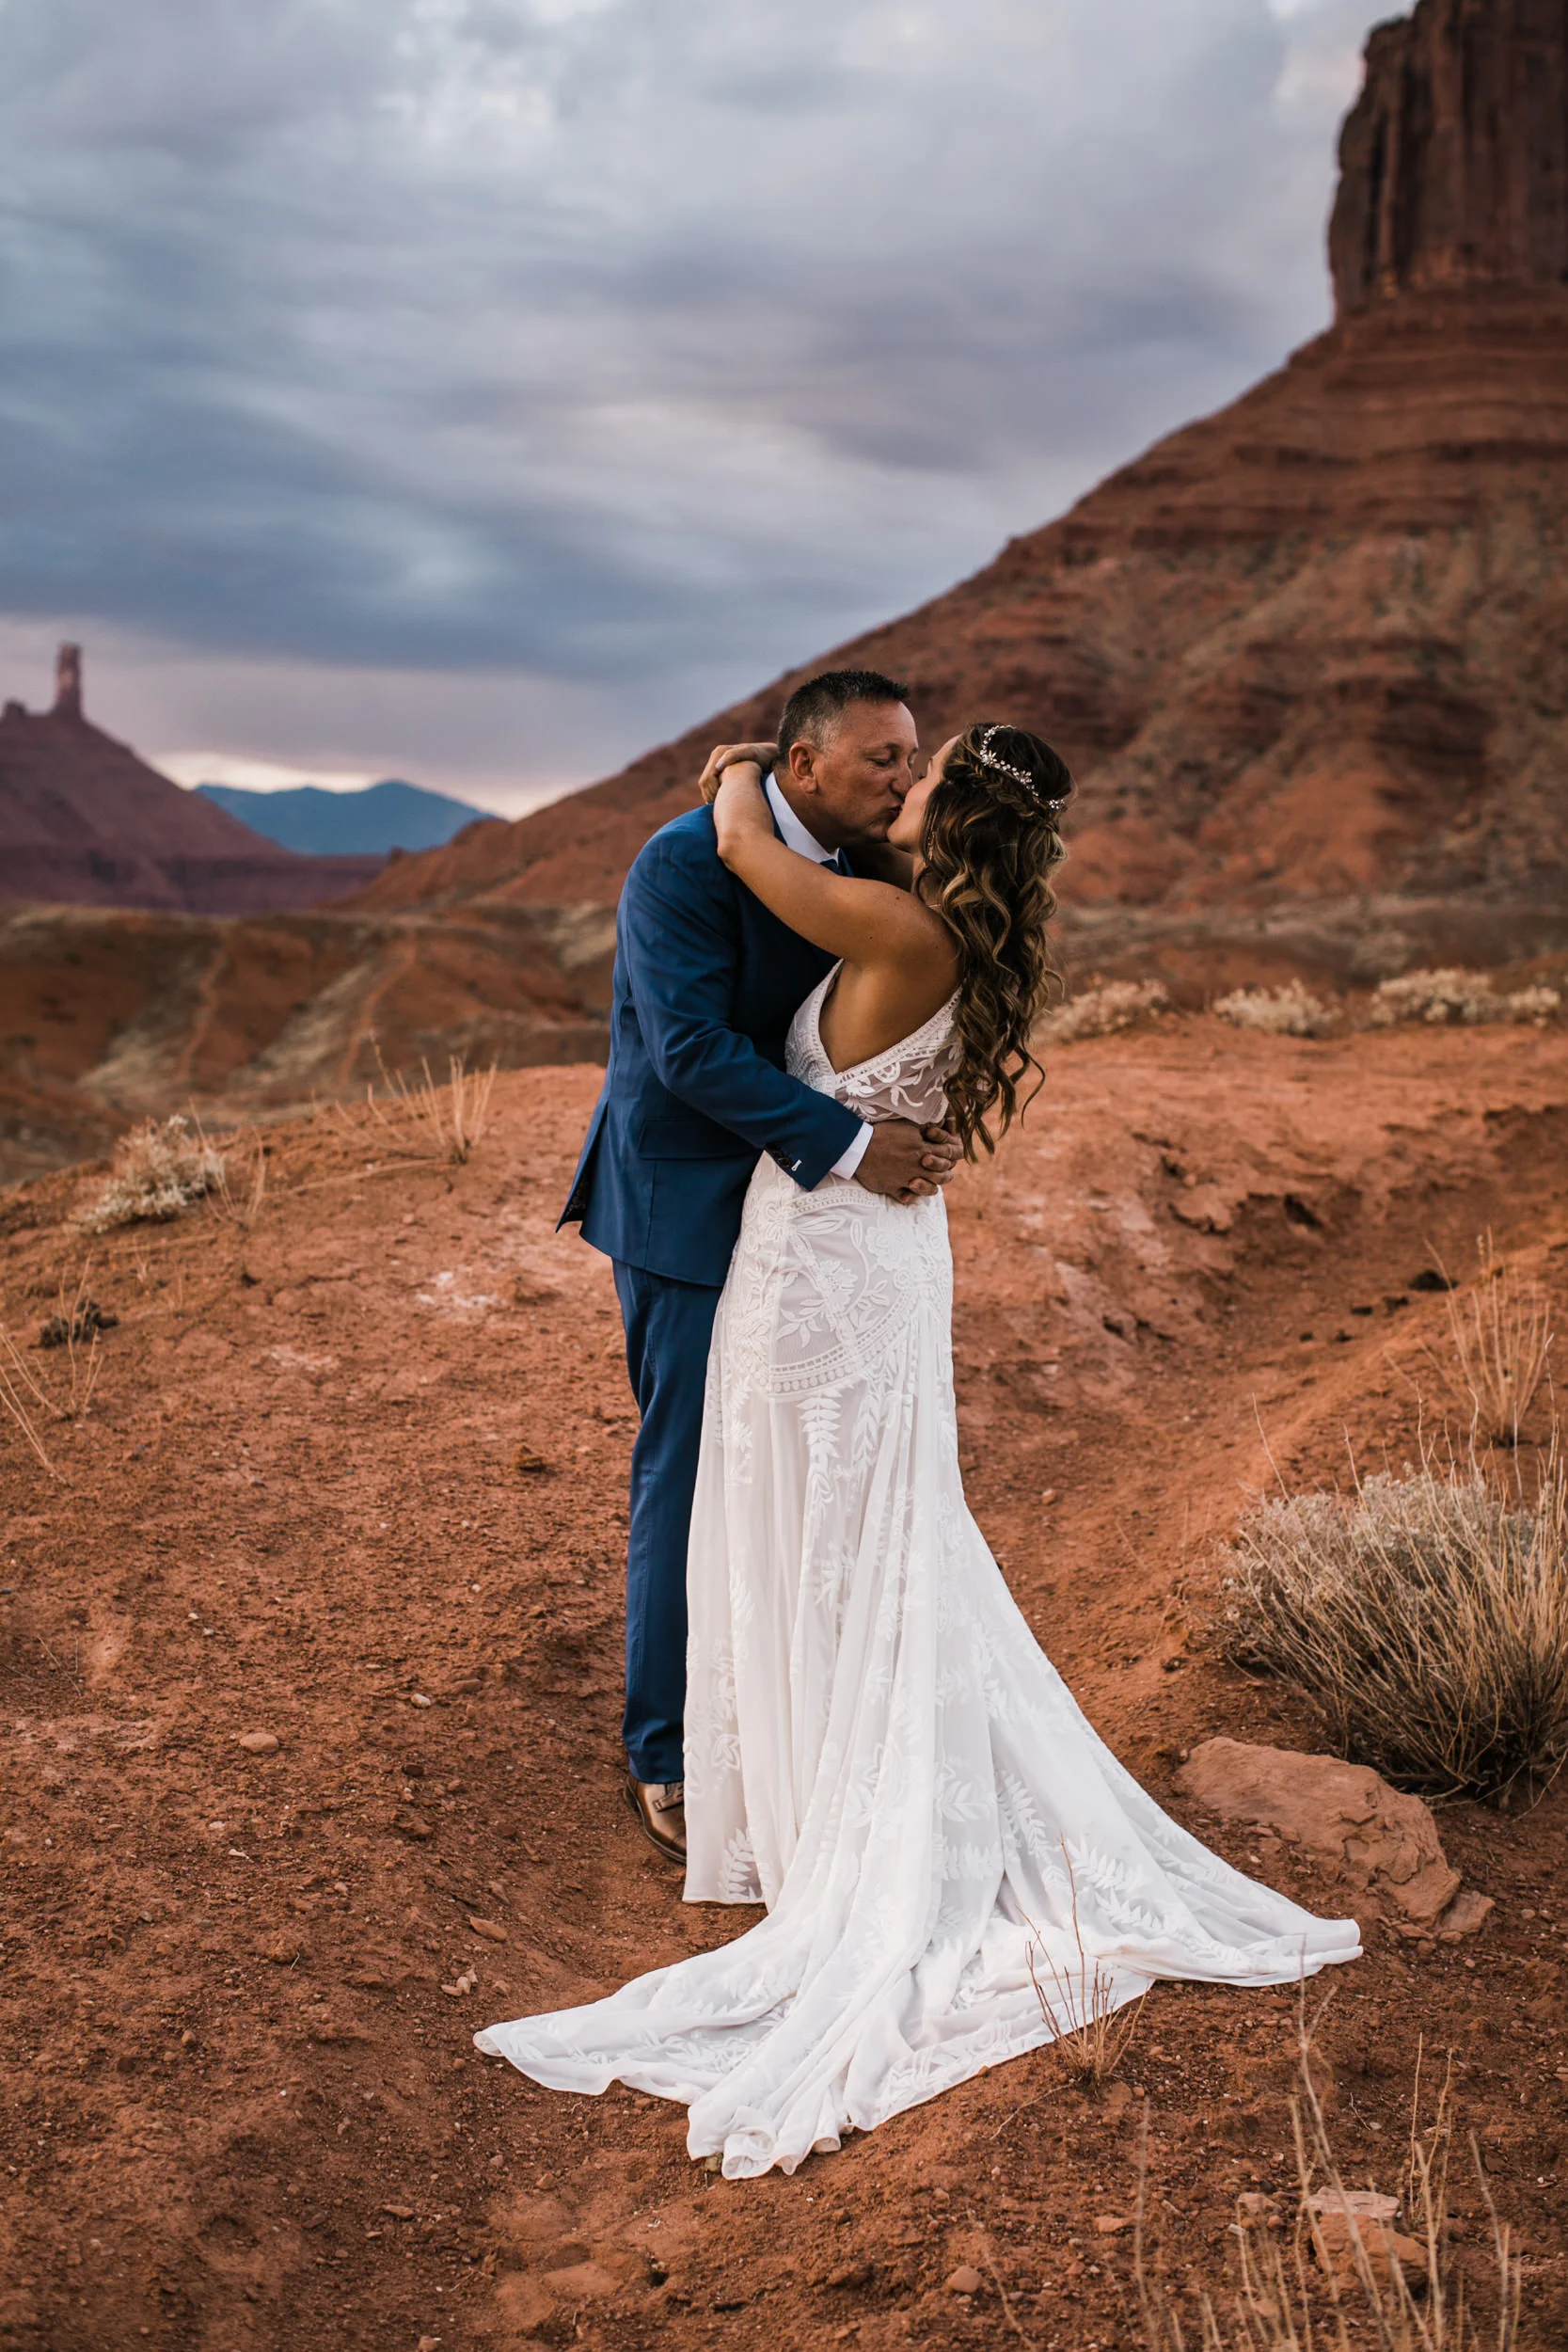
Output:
[1212,982,1335,1038]
[1369,968,1562,1027]
[1042,978,1170,1044]
[76,1115,227,1233]
[1505,984,1563,1025]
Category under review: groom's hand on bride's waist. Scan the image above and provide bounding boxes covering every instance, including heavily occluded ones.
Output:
[853,1120,960,1204]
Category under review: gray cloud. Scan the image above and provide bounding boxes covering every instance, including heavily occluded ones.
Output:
[0,0,1376,794]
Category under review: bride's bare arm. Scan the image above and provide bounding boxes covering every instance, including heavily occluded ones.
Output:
[711,762,946,973]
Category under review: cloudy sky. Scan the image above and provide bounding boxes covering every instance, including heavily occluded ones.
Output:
[0,0,1375,813]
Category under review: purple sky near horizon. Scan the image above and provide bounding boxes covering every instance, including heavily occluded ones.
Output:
[0,0,1375,816]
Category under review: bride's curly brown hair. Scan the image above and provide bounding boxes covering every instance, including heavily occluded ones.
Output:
[915,722,1071,1158]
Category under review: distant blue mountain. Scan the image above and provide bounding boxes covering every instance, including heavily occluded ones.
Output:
[195,777,494,858]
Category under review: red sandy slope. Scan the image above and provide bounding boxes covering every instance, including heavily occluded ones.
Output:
[2,1016,1566,2348]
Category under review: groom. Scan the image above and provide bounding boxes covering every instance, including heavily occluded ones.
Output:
[561,667,960,1864]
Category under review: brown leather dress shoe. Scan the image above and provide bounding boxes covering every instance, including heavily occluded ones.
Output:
[625,1772,686,1866]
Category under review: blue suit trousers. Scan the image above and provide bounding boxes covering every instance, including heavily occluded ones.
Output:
[612,1259,723,1786]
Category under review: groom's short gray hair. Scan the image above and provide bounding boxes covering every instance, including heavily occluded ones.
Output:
[777,668,912,760]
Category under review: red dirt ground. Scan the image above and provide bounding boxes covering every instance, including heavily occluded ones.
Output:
[3,1017,1566,2351]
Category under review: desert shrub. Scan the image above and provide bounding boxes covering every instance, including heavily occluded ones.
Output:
[1218,1450,1568,1805]
[1213,982,1335,1038]
[1442,1238,1554,1446]
[1369,968,1561,1027]
[1042,978,1169,1044]
[76,1115,226,1233]
[1506,982,1563,1022]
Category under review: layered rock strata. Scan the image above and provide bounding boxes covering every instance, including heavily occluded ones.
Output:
[355,0,1568,957]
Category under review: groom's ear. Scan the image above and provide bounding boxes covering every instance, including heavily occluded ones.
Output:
[784,738,819,793]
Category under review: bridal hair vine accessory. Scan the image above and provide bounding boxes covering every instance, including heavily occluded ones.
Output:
[975,724,1069,815]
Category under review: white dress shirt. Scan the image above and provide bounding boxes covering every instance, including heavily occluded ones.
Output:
[764,773,872,1183]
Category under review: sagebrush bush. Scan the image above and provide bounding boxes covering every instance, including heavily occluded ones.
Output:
[76,1115,226,1233]
[1369,968,1561,1027]
[1219,1452,1568,1804]
[1507,982,1563,1022]
[1213,982,1335,1038]
[1042,978,1169,1044]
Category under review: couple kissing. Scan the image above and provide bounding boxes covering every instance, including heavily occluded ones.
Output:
[475,668,1359,2180]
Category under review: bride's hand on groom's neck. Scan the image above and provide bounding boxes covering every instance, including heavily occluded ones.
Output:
[711,762,775,867]
[698,741,779,806]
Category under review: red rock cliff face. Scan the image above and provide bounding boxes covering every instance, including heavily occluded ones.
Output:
[354,1,1568,950]
[1330,0,1568,312]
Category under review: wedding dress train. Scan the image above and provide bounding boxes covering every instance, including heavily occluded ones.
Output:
[476,972,1360,2176]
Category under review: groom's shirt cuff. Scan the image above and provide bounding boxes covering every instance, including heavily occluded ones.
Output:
[829,1122,873,1181]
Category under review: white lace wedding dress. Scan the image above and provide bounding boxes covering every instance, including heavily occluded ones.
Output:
[476,971,1360,2176]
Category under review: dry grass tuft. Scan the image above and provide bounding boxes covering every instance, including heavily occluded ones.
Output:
[1218,1445,1568,1805]
[1440,1237,1554,1448]
[207,1131,269,1229]
[1132,2015,1520,2352]
[1369,969,1560,1028]
[1024,1849,1149,2085]
[0,1263,109,1476]
[356,1043,500,1165]
[0,1344,57,1476]
[1043,978,1170,1044]
[1213,982,1335,1038]
[76,1114,226,1233]
[36,1263,107,1422]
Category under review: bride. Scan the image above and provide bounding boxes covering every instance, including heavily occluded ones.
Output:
[476,722,1360,2178]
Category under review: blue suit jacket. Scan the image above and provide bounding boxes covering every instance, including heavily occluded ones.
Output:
[560,805,863,1285]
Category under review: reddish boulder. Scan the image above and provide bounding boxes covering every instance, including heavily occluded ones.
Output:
[1175,1738,1492,1939]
